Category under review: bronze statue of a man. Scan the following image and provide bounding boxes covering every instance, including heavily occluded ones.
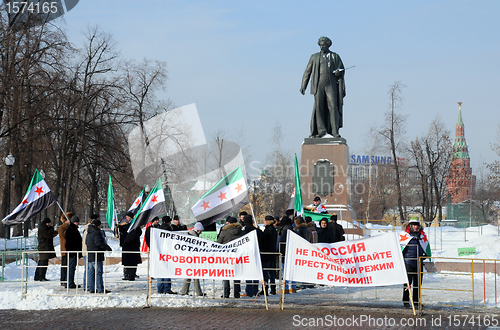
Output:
[300,36,346,138]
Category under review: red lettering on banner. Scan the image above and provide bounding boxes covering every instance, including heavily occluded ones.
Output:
[244,256,249,263]
[301,260,307,266]
[186,269,192,276]
[166,255,172,262]
[357,242,366,252]
[186,256,193,263]
[230,269,234,277]
[209,269,216,276]
[175,268,182,275]
[317,272,323,280]
[217,269,224,277]
[202,269,208,276]
[296,248,308,256]
[159,254,166,261]
[236,257,243,264]
[194,269,201,276]
[208,257,215,263]
[295,259,302,266]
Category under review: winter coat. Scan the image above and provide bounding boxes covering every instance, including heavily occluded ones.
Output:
[119,222,143,266]
[294,223,312,242]
[400,222,430,267]
[261,224,278,264]
[37,223,57,260]
[217,223,243,244]
[243,224,264,250]
[86,225,112,262]
[278,224,293,264]
[328,221,345,242]
[317,227,335,243]
[82,223,91,257]
[306,222,318,243]
[171,223,187,231]
[59,222,82,258]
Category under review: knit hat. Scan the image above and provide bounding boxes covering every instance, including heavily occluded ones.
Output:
[71,215,80,224]
[162,216,172,224]
[193,222,204,232]
[42,218,52,225]
[265,215,274,222]
[92,219,102,227]
[173,215,180,220]
[314,196,321,202]
[227,217,237,224]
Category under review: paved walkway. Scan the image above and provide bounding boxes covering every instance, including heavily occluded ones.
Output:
[0,303,497,329]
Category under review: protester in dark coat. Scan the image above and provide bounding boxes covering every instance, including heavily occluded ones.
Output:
[278,215,296,293]
[86,220,112,293]
[305,216,318,243]
[242,214,264,297]
[261,215,278,295]
[293,217,312,242]
[59,214,82,288]
[171,215,187,231]
[119,212,142,281]
[217,216,243,298]
[58,212,73,285]
[34,218,57,281]
[317,218,334,243]
[151,216,176,294]
[328,214,345,242]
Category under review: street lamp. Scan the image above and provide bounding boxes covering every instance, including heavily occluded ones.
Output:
[4,154,15,239]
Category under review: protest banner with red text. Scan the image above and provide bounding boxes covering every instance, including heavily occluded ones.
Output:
[150,228,263,280]
[284,232,408,286]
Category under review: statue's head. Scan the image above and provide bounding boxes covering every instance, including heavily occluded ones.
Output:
[318,36,332,52]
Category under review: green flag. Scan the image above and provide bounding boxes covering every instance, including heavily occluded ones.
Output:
[294,154,303,216]
[106,176,117,231]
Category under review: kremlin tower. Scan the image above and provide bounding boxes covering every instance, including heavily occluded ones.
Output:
[446,101,476,203]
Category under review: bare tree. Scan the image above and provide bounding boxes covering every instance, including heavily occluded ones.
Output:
[409,117,452,225]
[377,82,408,221]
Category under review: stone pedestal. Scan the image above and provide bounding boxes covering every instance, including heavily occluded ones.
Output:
[300,137,352,220]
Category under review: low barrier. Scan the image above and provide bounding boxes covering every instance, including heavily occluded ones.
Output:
[10,250,500,311]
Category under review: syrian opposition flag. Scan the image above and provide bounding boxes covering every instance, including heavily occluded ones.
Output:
[106,176,118,232]
[191,166,250,227]
[2,169,57,226]
[127,178,166,233]
[119,187,144,223]
[293,154,304,216]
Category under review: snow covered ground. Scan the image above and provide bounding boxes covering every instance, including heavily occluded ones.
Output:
[1,224,499,310]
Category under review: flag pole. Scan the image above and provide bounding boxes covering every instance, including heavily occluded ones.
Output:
[56,202,71,222]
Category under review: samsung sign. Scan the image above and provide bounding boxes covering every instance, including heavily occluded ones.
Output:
[350,155,392,165]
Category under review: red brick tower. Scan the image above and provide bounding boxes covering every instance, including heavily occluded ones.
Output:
[446,101,476,203]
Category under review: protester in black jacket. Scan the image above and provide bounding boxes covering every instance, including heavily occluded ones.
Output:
[86,220,112,293]
[119,212,142,281]
[261,215,278,295]
[317,218,334,243]
[278,216,296,293]
[34,218,57,281]
[217,217,243,298]
[328,214,345,242]
[171,215,187,231]
[242,214,263,297]
[293,216,311,242]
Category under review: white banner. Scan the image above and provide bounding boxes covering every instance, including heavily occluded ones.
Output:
[284,232,408,286]
[150,228,263,280]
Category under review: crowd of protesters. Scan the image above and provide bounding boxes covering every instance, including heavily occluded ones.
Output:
[31,201,427,307]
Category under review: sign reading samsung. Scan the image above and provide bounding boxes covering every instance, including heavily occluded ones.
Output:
[350,155,392,165]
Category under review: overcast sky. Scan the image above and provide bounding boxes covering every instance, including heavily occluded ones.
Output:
[60,0,500,178]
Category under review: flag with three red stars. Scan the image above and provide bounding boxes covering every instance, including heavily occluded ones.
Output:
[191,166,250,228]
[127,178,166,233]
[1,169,56,226]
